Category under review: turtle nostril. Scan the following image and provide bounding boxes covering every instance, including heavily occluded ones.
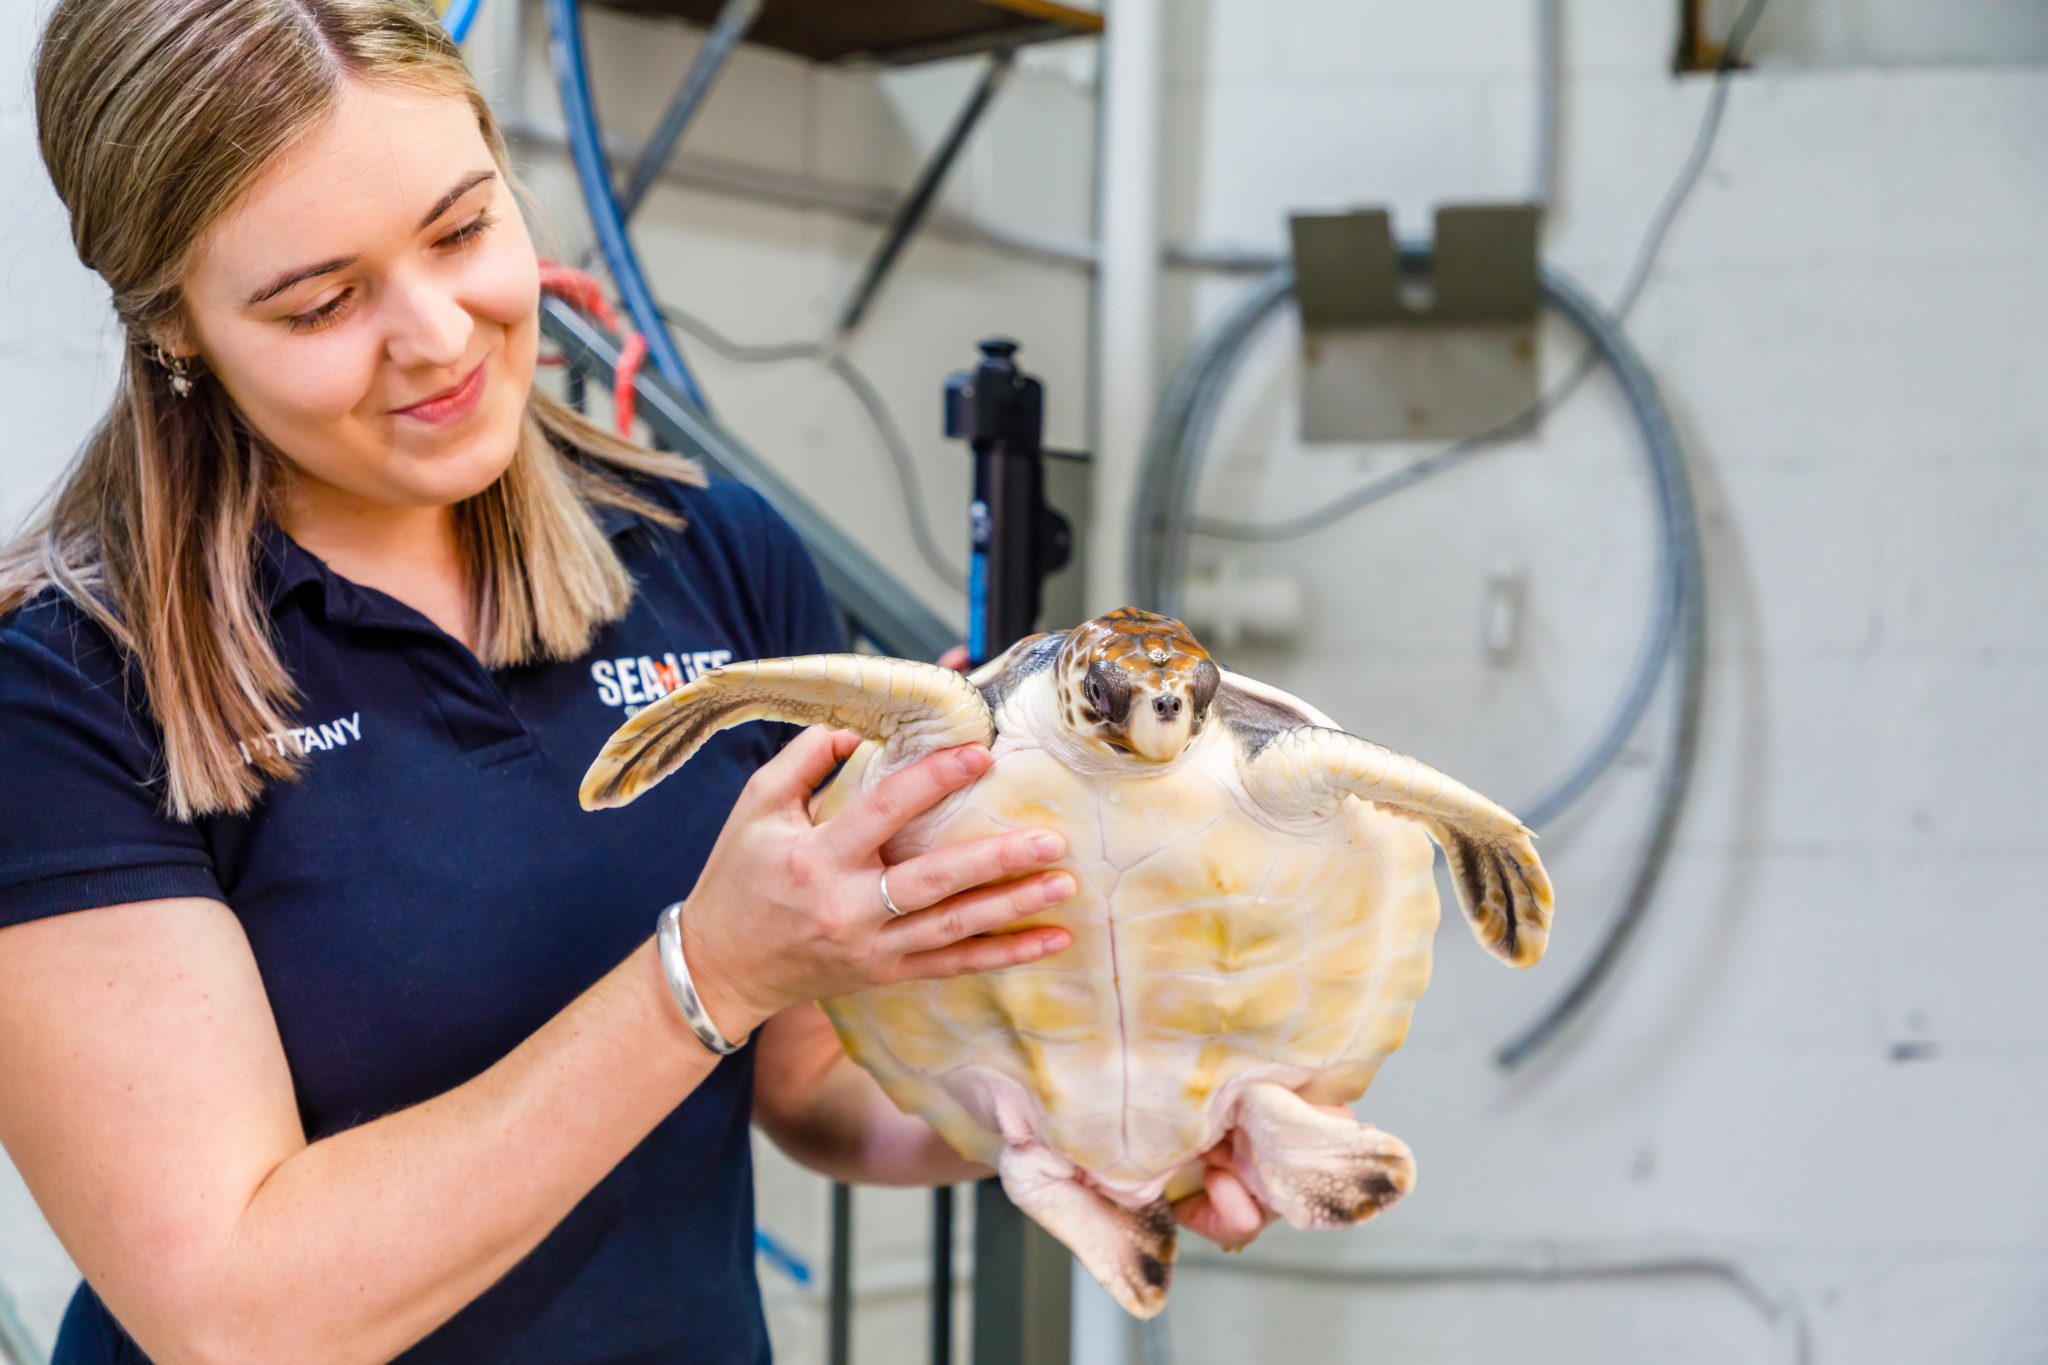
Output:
[1153,694,1183,719]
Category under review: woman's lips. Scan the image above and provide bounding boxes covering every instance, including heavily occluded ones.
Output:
[394,360,486,424]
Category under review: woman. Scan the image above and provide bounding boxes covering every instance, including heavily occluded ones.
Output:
[0,2,1274,1361]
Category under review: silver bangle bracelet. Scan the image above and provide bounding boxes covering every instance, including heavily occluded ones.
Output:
[655,901,747,1057]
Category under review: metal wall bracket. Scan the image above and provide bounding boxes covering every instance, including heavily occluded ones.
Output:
[1288,204,1540,442]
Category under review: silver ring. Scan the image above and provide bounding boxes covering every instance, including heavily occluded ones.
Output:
[878,868,909,917]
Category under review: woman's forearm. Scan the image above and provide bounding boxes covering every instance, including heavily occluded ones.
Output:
[753,1005,989,1188]
[198,938,725,1365]
[770,1055,990,1186]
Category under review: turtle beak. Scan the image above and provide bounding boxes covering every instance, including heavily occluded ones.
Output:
[1126,687,1193,762]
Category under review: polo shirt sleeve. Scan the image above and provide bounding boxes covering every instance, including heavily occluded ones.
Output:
[0,601,223,927]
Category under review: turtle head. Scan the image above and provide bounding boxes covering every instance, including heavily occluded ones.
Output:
[1056,609,1221,764]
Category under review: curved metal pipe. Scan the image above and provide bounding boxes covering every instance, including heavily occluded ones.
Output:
[1168,1242,1809,1365]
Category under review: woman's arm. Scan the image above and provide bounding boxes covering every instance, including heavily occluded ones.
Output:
[0,730,1071,1365]
[0,894,712,1365]
[752,1003,989,1186]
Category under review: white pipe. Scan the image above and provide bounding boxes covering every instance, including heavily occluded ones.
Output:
[1072,6,1166,1342]
[1087,0,1166,615]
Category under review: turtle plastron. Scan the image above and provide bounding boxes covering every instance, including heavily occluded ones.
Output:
[580,611,1555,1319]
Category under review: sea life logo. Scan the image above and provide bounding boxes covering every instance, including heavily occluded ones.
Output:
[591,648,735,716]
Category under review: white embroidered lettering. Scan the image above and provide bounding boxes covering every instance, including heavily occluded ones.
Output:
[616,657,644,705]
[237,714,363,764]
[591,644,736,712]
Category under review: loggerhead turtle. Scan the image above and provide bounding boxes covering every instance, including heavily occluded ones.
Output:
[580,609,1553,1318]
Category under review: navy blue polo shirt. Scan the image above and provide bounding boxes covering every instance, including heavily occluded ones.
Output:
[0,473,845,1364]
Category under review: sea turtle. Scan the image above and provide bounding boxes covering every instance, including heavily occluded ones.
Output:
[580,609,1553,1318]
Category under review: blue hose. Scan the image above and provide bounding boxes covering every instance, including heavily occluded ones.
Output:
[543,0,710,411]
[442,0,484,45]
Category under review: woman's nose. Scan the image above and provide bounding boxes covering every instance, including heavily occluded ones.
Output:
[383,272,473,370]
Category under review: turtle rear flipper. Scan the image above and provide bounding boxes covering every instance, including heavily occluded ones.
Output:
[1229,1082,1415,1229]
[580,654,993,810]
[1237,723,1554,967]
[998,1140,1177,1320]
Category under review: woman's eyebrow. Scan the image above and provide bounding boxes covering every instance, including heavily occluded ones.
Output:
[243,170,499,309]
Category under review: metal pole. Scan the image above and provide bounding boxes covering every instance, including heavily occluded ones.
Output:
[833,50,1016,340]
[931,1185,956,1364]
[828,1182,854,1365]
[617,0,763,221]
[943,340,1073,1365]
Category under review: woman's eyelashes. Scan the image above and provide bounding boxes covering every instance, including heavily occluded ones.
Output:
[281,210,498,335]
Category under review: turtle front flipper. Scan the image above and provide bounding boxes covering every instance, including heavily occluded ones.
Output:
[579,655,993,810]
[1238,725,1554,967]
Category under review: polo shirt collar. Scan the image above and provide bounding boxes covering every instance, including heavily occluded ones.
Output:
[256,500,645,613]
[256,519,325,611]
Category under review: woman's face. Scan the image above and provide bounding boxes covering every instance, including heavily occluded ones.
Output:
[179,80,540,518]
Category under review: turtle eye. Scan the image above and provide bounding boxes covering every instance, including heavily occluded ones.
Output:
[1086,661,1132,725]
[1190,660,1221,718]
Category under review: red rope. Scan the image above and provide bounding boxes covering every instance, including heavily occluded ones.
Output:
[537,258,646,437]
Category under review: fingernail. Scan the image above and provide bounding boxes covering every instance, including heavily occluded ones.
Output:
[1031,832,1065,860]
[1041,873,1075,903]
[1037,930,1072,956]
[955,747,991,777]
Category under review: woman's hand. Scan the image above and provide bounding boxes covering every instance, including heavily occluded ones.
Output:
[679,727,1073,1040]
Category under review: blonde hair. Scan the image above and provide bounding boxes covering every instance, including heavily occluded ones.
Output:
[1,0,704,820]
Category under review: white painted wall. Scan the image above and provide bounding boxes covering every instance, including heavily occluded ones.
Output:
[3,0,2046,1361]
[1143,1,2048,1362]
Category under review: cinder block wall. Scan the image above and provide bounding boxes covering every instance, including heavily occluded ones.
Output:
[3,0,2045,1361]
[1147,2,2048,1362]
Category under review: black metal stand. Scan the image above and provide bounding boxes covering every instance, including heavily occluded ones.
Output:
[942,339,1073,1365]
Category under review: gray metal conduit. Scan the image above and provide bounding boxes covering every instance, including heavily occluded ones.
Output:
[1164,1243,1811,1365]
[1128,256,1707,1070]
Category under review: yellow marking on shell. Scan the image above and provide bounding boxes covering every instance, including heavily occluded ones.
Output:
[1308,927,1384,983]
[981,969,1111,1038]
[1131,965,1303,1038]
[966,748,1106,861]
[1183,1039,1235,1104]
[1122,902,1304,976]
[1006,1032,1063,1111]
[1120,809,1272,906]
[863,985,965,1072]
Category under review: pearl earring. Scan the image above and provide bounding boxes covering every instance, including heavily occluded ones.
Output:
[151,342,194,398]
